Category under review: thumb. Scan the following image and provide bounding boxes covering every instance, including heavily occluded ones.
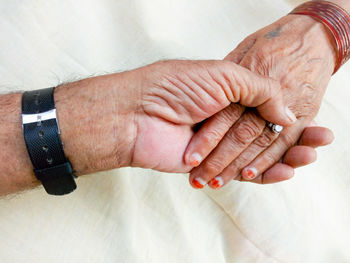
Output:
[256,86,297,126]
[225,62,297,126]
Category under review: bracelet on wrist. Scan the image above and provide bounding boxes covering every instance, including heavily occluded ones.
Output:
[290,1,350,74]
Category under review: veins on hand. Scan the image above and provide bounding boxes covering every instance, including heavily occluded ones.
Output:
[264,25,282,39]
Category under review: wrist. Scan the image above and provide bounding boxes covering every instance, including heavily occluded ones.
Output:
[286,14,337,73]
[55,72,138,175]
[290,1,350,73]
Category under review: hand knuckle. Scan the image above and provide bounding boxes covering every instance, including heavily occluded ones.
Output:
[217,109,234,125]
[203,160,223,175]
[254,130,277,148]
[232,154,251,169]
[201,130,222,147]
[297,102,319,118]
[231,115,263,144]
[302,82,316,92]
[262,151,278,166]
[281,132,296,147]
[232,123,257,144]
[243,52,270,76]
[228,104,245,118]
[220,60,236,71]
[218,104,243,124]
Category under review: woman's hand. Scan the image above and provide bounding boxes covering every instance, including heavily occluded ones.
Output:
[184,15,336,188]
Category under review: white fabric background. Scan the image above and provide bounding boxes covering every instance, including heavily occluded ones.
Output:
[0,0,349,262]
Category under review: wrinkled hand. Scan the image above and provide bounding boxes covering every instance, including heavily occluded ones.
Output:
[128,60,295,173]
[185,15,336,188]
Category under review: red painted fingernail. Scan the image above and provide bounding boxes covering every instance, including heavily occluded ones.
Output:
[189,153,203,167]
[192,178,206,189]
[209,176,223,189]
[245,167,258,179]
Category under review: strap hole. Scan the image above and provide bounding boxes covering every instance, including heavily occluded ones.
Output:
[42,145,49,152]
[46,158,53,164]
[38,130,44,138]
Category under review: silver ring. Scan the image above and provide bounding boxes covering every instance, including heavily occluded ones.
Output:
[267,122,283,134]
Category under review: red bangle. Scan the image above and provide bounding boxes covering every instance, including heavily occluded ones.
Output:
[290,1,350,74]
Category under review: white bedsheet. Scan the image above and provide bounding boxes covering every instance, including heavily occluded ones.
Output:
[0,0,349,262]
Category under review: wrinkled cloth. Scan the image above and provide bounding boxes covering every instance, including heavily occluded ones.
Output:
[0,0,349,262]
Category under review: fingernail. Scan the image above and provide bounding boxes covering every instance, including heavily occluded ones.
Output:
[192,177,206,189]
[245,167,258,180]
[285,107,297,123]
[209,176,223,189]
[189,153,203,167]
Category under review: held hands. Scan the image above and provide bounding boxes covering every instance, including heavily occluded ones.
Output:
[184,15,336,189]
[57,15,335,190]
[57,57,333,188]
[129,60,295,173]
[126,59,331,181]
[58,59,295,176]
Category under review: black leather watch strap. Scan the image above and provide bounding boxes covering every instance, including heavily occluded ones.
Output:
[22,87,77,195]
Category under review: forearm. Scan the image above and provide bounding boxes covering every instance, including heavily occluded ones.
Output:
[0,93,39,195]
[0,72,137,196]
